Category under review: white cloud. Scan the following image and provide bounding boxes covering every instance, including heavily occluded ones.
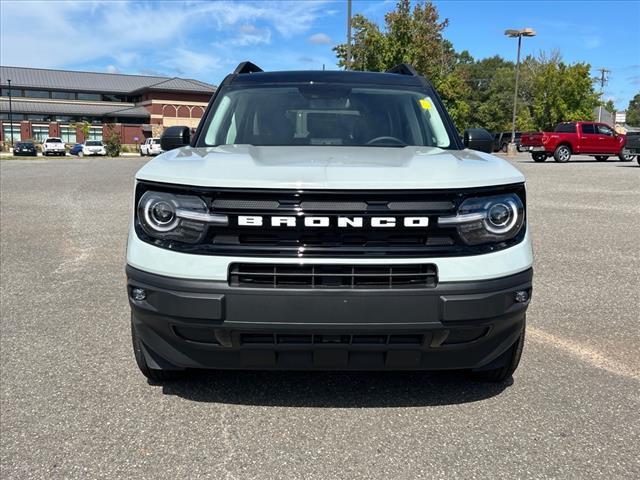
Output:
[0,0,330,79]
[234,24,272,46]
[308,33,332,45]
[161,49,221,76]
[106,65,120,74]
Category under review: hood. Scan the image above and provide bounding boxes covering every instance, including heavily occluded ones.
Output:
[135,145,525,190]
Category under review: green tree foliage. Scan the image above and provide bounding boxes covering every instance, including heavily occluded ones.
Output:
[603,99,616,114]
[104,124,121,157]
[334,0,602,133]
[334,0,470,129]
[626,93,640,126]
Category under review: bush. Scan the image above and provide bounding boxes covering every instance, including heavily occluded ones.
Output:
[104,124,121,157]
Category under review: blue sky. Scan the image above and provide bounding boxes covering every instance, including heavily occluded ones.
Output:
[1,0,638,108]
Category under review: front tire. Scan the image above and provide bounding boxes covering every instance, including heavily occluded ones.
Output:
[554,145,571,163]
[532,153,547,162]
[595,155,609,162]
[468,320,526,382]
[131,318,184,382]
[501,143,508,153]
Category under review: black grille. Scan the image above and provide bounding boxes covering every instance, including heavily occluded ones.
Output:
[229,263,438,289]
[240,333,425,345]
[135,183,526,258]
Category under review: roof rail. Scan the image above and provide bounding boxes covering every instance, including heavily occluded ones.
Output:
[234,61,263,75]
[386,64,419,76]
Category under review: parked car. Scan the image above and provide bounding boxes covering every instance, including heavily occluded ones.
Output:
[69,143,83,156]
[81,140,107,156]
[13,141,37,156]
[521,121,631,163]
[493,131,523,152]
[127,61,533,383]
[42,137,66,156]
[140,138,163,156]
[621,131,639,165]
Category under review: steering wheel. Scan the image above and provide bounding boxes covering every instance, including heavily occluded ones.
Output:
[365,136,406,146]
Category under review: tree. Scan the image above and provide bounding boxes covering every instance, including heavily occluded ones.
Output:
[603,99,616,114]
[334,0,471,129]
[72,120,91,141]
[521,52,599,130]
[104,124,121,157]
[626,93,640,126]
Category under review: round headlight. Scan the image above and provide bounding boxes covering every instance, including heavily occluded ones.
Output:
[485,200,518,234]
[142,195,179,232]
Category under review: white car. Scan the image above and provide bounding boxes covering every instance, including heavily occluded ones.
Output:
[140,138,163,156]
[81,140,107,156]
[42,137,66,156]
[127,62,533,383]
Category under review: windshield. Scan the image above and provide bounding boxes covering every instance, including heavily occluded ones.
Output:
[202,84,452,148]
[46,138,62,143]
[86,141,102,146]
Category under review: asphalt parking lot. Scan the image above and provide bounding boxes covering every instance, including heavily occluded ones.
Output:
[1,153,639,479]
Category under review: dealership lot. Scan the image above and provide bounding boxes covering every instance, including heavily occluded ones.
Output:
[1,154,639,479]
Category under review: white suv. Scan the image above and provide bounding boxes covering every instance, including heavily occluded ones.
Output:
[140,138,163,156]
[127,62,533,383]
[42,137,66,156]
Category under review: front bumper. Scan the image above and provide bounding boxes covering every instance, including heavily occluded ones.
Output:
[127,265,532,371]
[526,146,546,152]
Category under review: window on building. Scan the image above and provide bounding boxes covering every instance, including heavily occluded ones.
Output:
[118,117,148,124]
[60,126,77,144]
[26,114,50,122]
[2,125,21,142]
[76,92,102,101]
[1,88,22,97]
[87,127,102,141]
[0,113,25,121]
[51,91,76,100]
[56,116,75,123]
[31,126,49,142]
[23,90,50,99]
[101,94,129,102]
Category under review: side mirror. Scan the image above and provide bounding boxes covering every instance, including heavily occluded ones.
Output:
[463,128,494,154]
[161,126,190,151]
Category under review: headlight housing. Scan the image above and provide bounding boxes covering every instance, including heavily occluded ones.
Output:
[438,193,525,245]
[137,190,227,244]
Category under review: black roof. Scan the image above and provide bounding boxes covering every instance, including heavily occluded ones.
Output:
[227,69,427,88]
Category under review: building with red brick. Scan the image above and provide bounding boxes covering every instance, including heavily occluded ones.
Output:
[0,66,215,146]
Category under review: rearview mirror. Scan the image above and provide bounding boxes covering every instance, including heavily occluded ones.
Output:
[463,128,494,154]
[161,126,191,151]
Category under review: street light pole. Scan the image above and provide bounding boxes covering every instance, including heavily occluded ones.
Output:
[346,0,352,70]
[505,28,536,157]
[7,78,14,150]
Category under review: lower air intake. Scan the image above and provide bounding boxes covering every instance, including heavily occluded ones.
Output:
[229,263,438,289]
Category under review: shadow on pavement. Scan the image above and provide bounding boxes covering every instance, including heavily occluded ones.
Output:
[159,370,512,408]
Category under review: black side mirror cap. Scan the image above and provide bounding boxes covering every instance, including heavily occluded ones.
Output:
[463,128,494,154]
[161,126,191,151]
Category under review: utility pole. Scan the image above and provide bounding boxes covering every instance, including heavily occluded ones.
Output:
[346,0,352,70]
[596,67,610,123]
[7,78,14,150]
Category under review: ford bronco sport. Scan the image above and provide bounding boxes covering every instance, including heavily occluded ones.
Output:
[127,62,533,383]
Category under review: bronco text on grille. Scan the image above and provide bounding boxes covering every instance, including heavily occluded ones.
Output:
[126,62,534,383]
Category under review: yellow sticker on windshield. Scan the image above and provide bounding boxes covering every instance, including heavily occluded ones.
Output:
[419,98,431,110]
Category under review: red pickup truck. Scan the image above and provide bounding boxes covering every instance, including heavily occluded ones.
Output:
[520,121,632,163]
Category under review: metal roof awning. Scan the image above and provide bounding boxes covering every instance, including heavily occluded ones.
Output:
[0,99,150,118]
